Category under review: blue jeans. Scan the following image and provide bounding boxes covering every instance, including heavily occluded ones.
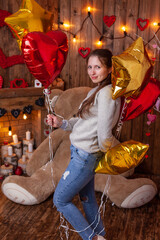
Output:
[53,144,105,240]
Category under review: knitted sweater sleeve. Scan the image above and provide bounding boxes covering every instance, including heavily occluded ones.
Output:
[97,87,120,152]
[60,117,79,131]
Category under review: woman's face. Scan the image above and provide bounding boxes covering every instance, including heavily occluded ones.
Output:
[87,56,111,84]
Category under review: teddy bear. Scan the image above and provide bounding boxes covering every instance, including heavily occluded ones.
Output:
[1,87,157,208]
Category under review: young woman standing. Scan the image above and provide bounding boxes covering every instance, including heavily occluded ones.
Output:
[47,49,121,240]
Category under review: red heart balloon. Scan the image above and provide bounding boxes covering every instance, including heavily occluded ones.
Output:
[103,15,116,27]
[136,18,149,31]
[21,30,68,88]
[78,47,91,58]
[122,78,160,121]
[0,75,3,88]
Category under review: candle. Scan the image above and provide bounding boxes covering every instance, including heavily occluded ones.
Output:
[22,155,26,162]
[28,143,33,153]
[8,146,13,156]
[26,130,31,140]
[13,134,18,144]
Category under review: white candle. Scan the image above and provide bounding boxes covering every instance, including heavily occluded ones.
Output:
[13,134,18,144]
[26,130,31,140]
[22,155,26,162]
[28,143,33,153]
[8,146,13,156]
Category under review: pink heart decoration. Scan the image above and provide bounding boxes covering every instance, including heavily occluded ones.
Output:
[0,75,3,88]
[155,98,160,112]
[147,113,157,125]
[136,18,149,31]
[78,47,91,58]
[103,15,116,27]
[22,30,68,88]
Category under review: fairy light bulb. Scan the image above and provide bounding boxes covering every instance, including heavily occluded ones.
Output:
[96,36,103,46]
[153,22,160,26]
[87,6,91,16]
[23,113,27,120]
[73,35,77,42]
[8,126,12,136]
[63,23,70,28]
[121,26,126,32]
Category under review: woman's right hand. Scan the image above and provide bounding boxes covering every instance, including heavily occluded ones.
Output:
[47,114,63,128]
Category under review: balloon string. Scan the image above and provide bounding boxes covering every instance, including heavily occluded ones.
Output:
[58,176,111,239]
[115,99,127,140]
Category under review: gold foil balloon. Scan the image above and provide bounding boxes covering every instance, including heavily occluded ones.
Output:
[5,0,54,48]
[111,37,153,99]
[95,140,149,175]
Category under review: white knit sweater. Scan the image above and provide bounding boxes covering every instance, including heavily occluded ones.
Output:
[61,84,121,153]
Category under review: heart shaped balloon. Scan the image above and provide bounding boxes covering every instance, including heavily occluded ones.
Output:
[122,78,160,121]
[21,30,68,88]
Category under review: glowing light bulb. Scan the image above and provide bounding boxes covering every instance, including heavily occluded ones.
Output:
[121,26,126,32]
[73,36,77,42]
[87,6,91,12]
[153,22,158,26]
[63,23,70,28]
[8,126,12,136]
[23,114,27,120]
[96,40,102,46]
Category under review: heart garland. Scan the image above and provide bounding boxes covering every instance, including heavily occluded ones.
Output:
[10,78,28,88]
[78,47,91,58]
[11,109,21,118]
[146,113,157,126]
[0,108,7,117]
[0,75,3,88]
[35,97,44,106]
[136,18,149,31]
[103,15,116,27]
[23,105,33,114]
[0,48,24,69]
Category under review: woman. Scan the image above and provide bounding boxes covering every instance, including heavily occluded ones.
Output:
[47,49,121,240]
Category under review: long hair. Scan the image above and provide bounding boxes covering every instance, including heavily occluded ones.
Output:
[77,49,113,118]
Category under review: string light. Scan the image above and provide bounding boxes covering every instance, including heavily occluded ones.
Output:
[59,21,70,28]
[73,35,77,42]
[153,22,160,26]
[96,36,103,46]
[23,113,27,120]
[59,7,160,46]
[87,6,91,16]
[8,126,12,136]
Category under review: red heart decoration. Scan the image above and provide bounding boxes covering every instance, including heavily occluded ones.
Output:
[0,9,11,27]
[145,132,151,137]
[78,47,91,58]
[122,78,160,121]
[0,48,24,69]
[21,30,68,88]
[0,75,3,88]
[136,18,149,31]
[103,15,116,27]
[10,78,28,88]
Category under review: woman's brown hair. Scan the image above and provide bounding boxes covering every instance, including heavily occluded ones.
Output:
[77,49,113,118]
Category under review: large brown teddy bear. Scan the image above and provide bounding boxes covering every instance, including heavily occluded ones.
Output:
[1,87,157,208]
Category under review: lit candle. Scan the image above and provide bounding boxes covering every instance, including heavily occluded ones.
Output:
[8,146,13,156]
[13,134,18,144]
[22,155,26,162]
[26,130,31,140]
[28,143,33,153]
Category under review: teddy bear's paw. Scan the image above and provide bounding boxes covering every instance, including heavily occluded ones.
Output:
[2,183,38,205]
[121,184,157,208]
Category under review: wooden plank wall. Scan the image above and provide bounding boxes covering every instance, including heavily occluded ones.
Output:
[0,0,160,175]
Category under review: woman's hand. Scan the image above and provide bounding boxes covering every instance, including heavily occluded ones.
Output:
[47,114,63,128]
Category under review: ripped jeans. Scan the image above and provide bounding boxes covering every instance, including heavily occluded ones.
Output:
[53,144,105,240]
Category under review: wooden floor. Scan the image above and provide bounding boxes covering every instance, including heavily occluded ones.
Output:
[0,174,160,240]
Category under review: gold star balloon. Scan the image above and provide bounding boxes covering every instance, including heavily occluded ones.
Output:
[111,37,153,99]
[5,0,54,48]
[95,140,149,175]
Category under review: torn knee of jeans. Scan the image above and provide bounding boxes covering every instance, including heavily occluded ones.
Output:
[80,195,89,202]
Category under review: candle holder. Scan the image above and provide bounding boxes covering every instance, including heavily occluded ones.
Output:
[0,163,13,177]
[4,153,18,167]
[11,141,22,159]
[23,138,34,155]
[18,155,28,174]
